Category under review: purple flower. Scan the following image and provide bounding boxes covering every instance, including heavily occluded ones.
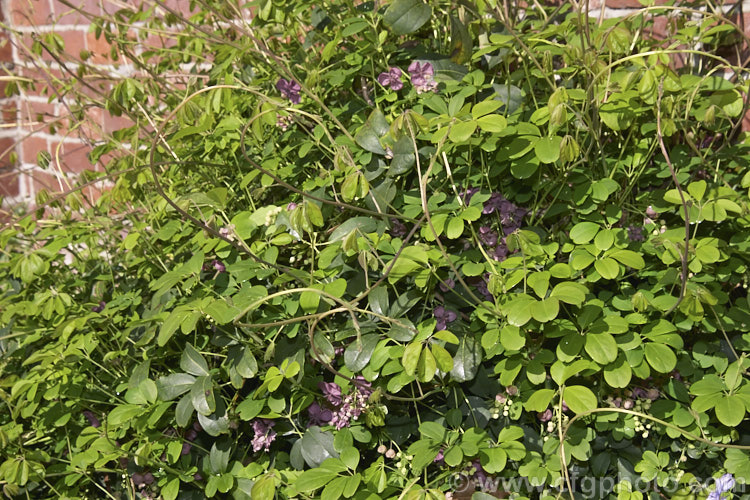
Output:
[377,67,403,91]
[471,459,488,485]
[482,192,506,215]
[708,473,735,500]
[181,443,192,455]
[83,410,100,428]
[307,402,333,427]
[276,115,292,130]
[276,78,301,104]
[390,219,407,238]
[631,387,648,399]
[319,381,343,406]
[251,419,276,452]
[353,375,373,398]
[211,260,226,273]
[287,202,298,211]
[473,275,493,301]
[537,409,553,422]
[408,61,438,94]
[439,278,455,293]
[92,301,106,313]
[628,225,645,242]
[493,243,509,262]
[434,306,457,331]
[434,449,445,465]
[479,226,498,247]
[460,186,479,205]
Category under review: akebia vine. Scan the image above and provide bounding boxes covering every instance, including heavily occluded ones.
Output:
[2,0,750,499]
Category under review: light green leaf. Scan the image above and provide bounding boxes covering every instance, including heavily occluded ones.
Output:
[564,385,597,414]
[476,114,507,132]
[608,249,645,269]
[449,120,477,143]
[402,341,422,376]
[446,217,465,239]
[550,282,588,306]
[585,333,618,364]
[644,343,677,373]
[530,297,559,323]
[687,180,707,201]
[534,136,562,163]
[569,222,600,244]
[594,257,620,280]
[603,355,632,388]
[715,395,745,427]
[524,388,555,412]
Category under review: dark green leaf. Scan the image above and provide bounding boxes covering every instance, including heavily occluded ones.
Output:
[383,0,431,35]
[451,335,481,382]
[344,334,379,372]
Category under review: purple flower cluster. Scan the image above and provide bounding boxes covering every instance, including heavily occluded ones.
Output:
[627,225,645,242]
[376,61,438,94]
[276,78,301,104]
[132,471,155,488]
[465,191,527,262]
[537,409,553,422]
[310,378,372,430]
[433,306,457,331]
[91,301,106,313]
[408,61,438,94]
[473,274,493,301]
[390,219,408,238]
[82,410,100,428]
[709,474,735,500]
[631,387,660,401]
[483,192,527,232]
[203,259,225,273]
[377,67,403,91]
[251,418,277,452]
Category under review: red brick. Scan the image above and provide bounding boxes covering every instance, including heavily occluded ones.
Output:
[1,102,18,124]
[0,34,13,61]
[102,109,133,133]
[18,99,56,131]
[86,30,119,64]
[56,141,94,173]
[0,137,16,169]
[0,168,21,198]
[30,169,63,195]
[54,0,101,25]
[589,0,674,8]
[20,135,47,164]
[100,0,135,15]
[8,0,54,26]
[70,106,103,140]
[17,29,86,63]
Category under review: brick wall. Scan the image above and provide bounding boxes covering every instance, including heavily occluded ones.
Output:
[0,0,194,209]
[0,1,749,208]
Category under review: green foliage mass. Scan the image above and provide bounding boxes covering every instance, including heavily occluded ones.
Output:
[3,0,750,498]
